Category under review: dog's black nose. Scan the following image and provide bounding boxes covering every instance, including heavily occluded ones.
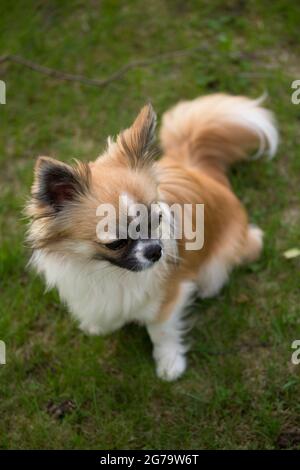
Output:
[144,243,162,262]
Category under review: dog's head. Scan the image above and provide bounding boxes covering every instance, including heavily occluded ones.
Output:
[26,104,173,272]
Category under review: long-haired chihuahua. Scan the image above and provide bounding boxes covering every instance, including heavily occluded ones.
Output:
[26,94,278,380]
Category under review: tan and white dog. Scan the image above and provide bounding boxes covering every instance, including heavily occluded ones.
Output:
[26,94,278,380]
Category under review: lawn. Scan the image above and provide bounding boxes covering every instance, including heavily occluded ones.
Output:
[0,0,300,449]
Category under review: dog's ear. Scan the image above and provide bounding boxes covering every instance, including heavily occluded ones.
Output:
[115,103,157,168]
[32,156,90,211]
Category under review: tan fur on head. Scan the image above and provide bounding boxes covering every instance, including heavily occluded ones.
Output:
[25,107,159,255]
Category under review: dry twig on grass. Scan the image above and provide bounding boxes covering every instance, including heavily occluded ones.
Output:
[0,47,205,88]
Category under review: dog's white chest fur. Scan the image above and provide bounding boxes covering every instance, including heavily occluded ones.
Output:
[31,250,164,335]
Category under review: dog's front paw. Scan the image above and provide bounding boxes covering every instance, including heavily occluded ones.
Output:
[79,322,102,335]
[154,348,186,381]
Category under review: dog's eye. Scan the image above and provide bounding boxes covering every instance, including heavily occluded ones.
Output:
[105,239,128,250]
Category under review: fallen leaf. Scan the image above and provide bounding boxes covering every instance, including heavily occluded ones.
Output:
[46,399,76,420]
[276,430,300,449]
[283,248,300,259]
[235,294,250,304]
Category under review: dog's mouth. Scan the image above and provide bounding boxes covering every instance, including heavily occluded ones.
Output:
[93,239,163,272]
[108,251,162,272]
[122,263,155,272]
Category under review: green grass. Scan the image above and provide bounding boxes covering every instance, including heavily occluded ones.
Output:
[1,0,300,449]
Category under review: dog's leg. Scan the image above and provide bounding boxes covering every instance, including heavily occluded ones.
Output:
[146,282,195,381]
[242,224,264,263]
[198,257,229,299]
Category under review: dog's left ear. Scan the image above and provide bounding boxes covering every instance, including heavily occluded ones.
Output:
[31,156,90,211]
[116,103,157,168]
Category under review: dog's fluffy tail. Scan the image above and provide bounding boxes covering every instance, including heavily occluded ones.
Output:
[159,93,278,184]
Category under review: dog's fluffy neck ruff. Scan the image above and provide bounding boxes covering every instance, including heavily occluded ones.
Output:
[31,249,169,335]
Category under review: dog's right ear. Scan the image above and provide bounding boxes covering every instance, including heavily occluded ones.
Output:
[113,103,157,169]
[32,156,90,211]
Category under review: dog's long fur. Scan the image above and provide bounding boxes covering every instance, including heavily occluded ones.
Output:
[26,93,278,380]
